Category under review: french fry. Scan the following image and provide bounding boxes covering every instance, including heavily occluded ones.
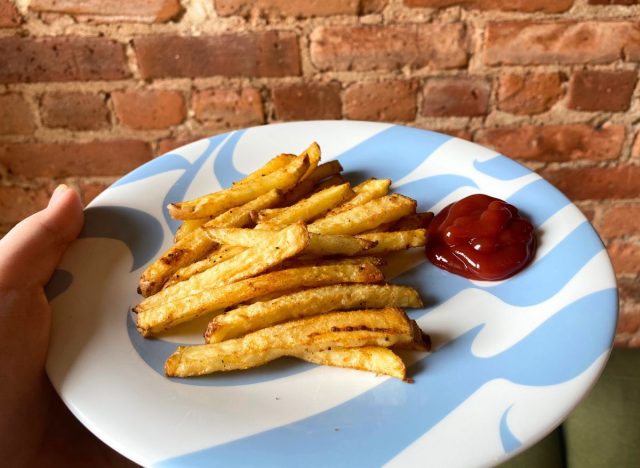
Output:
[204,284,423,343]
[281,160,343,205]
[300,142,321,180]
[279,255,385,270]
[256,183,354,227]
[312,174,347,193]
[327,178,391,216]
[138,190,281,296]
[136,223,309,313]
[165,308,414,377]
[163,245,245,288]
[168,153,309,220]
[309,194,416,236]
[136,262,383,336]
[235,154,296,186]
[295,347,406,380]
[391,212,434,231]
[356,229,427,255]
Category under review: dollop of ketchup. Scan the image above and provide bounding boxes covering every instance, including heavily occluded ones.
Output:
[426,194,536,281]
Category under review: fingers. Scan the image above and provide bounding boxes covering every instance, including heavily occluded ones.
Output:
[0,185,84,289]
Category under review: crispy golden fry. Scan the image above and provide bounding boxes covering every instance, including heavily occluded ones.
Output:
[309,194,416,236]
[136,262,383,336]
[394,320,431,352]
[256,183,354,227]
[136,223,309,314]
[163,245,245,288]
[236,154,296,186]
[327,178,391,216]
[165,308,414,377]
[282,160,343,205]
[356,229,427,255]
[296,346,405,380]
[138,190,282,296]
[168,154,309,220]
[312,174,347,193]
[174,219,210,242]
[300,142,321,180]
[204,284,423,343]
[280,256,385,269]
[391,212,434,231]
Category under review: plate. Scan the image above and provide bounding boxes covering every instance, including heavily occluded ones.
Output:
[46,121,618,467]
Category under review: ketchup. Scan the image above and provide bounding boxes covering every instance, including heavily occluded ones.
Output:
[425,194,536,281]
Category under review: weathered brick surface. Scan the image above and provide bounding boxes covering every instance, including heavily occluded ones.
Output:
[484,21,640,65]
[497,73,563,115]
[157,135,206,155]
[0,141,152,177]
[41,92,109,131]
[310,23,468,72]
[272,82,342,120]
[112,90,186,130]
[0,0,20,27]
[608,241,640,276]
[0,94,35,134]
[422,77,490,116]
[405,0,574,12]
[541,165,640,200]
[343,80,417,121]
[193,88,263,129]
[0,187,50,224]
[30,0,183,23]
[134,32,301,79]
[216,0,356,17]
[589,0,638,4]
[567,70,637,112]
[0,37,129,83]
[597,204,640,238]
[476,124,624,162]
[79,182,111,205]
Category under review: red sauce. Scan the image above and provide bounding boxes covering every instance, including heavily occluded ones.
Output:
[425,194,536,281]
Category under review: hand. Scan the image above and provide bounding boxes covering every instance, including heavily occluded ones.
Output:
[0,185,135,467]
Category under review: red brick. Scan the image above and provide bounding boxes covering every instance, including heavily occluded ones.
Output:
[575,203,596,222]
[497,73,563,115]
[272,82,342,121]
[112,90,185,130]
[134,32,300,79]
[608,241,640,275]
[0,94,34,134]
[215,0,356,16]
[439,128,472,141]
[404,0,573,12]
[343,80,417,122]
[0,141,152,178]
[619,277,640,303]
[541,165,640,200]
[616,306,640,335]
[567,70,637,112]
[310,23,467,72]
[476,124,624,162]
[422,77,490,117]
[0,0,20,27]
[589,0,637,4]
[484,21,640,65]
[633,132,640,159]
[193,88,263,129]
[157,135,206,155]
[361,0,388,13]
[30,0,182,23]
[0,37,129,83]
[41,92,109,131]
[79,182,111,205]
[0,187,50,224]
[597,204,640,238]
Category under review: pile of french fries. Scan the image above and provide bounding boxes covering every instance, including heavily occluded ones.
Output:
[133,143,433,381]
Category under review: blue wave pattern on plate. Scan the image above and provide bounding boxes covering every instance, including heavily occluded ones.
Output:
[157,289,616,467]
[500,406,522,453]
[71,125,615,464]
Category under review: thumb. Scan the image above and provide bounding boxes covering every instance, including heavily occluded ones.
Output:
[0,185,84,289]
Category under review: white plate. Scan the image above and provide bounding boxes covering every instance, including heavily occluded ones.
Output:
[46,121,618,467]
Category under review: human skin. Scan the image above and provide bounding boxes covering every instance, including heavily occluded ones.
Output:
[0,185,135,467]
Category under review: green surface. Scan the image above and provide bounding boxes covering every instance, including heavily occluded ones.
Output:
[499,348,640,468]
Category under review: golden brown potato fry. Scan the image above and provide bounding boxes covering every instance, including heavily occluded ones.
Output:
[165,308,414,377]
[136,223,309,314]
[394,320,431,352]
[391,212,434,231]
[327,178,391,217]
[163,245,245,288]
[138,190,281,296]
[256,183,354,227]
[235,154,296,186]
[168,154,309,220]
[296,346,405,380]
[312,174,347,193]
[356,229,427,255]
[174,219,210,242]
[280,256,385,269]
[204,284,423,343]
[282,160,343,206]
[136,262,383,336]
[300,142,321,180]
[309,194,416,235]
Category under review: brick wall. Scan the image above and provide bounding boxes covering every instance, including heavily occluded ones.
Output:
[0,0,638,344]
